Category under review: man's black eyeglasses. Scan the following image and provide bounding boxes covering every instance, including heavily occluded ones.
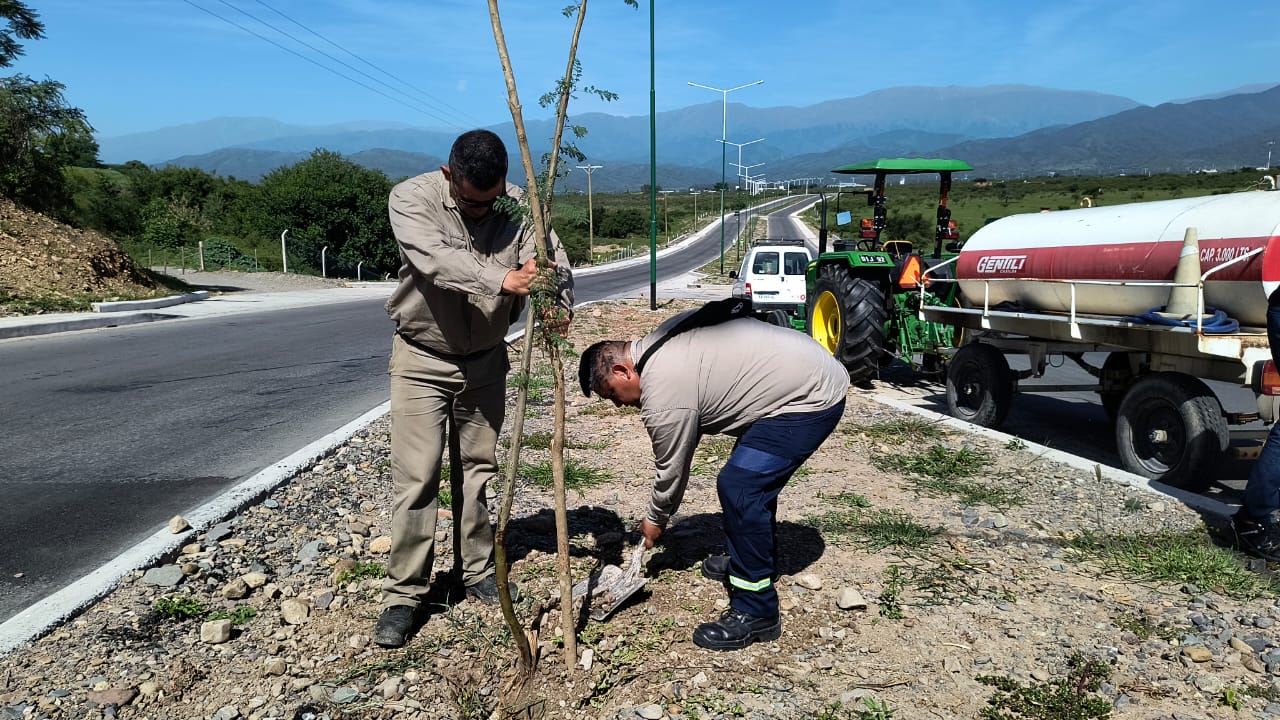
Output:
[450,174,507,209]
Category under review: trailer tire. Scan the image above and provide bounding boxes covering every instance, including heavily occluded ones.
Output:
[808,266,887,383]
[945,343,1013,428]
[1114,373,1227,490]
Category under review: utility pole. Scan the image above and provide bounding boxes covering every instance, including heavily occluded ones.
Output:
[576,164,602,264]
[1268,141,1275,169]
[688,79,764,274]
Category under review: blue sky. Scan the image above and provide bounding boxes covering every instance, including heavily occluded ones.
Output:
[10,0,1276,139]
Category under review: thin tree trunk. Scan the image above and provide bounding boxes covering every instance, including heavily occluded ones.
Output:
[494,318,538,675]
[486,0,591,676]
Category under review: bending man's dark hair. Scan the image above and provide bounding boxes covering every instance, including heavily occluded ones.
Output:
[578,340,631,397]
[448,129,508,190]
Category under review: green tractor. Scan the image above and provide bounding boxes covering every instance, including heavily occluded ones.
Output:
[804,158,971,382]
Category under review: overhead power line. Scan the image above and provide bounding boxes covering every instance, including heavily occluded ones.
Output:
[181,0,467,130]
[248,0,483,128]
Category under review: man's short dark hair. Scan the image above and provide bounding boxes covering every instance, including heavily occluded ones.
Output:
[578,340,629,397]
[448,129,507,190]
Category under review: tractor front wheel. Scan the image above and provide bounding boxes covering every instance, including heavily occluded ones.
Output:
[808,265,888,383]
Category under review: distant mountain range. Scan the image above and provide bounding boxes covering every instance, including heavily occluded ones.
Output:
[97,83,1280,190]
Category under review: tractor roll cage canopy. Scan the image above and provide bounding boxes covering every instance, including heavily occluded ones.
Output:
[828,158,973,256]
[831,158,974,175]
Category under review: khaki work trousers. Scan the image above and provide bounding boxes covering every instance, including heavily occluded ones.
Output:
[381,334,508,609]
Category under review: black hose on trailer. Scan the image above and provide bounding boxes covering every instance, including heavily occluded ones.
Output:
[1124,306,1240,334]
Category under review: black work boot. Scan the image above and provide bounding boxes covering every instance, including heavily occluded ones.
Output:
[464,575,521,605]
[1233,511,1280,562]
[692,608,781,651]
[373,605,417,648]
[700,554,729,582]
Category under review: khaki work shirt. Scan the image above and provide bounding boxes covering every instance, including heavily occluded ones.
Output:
[631,314,850,526]
[385,170,574,356]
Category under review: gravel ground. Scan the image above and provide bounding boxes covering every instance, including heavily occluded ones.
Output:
[5,299,1280,720]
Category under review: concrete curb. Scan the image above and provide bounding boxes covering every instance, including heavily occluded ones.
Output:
[91,291,209,313]
[0,312,182,340]
[0,401,392,656]
[0,292,213,341]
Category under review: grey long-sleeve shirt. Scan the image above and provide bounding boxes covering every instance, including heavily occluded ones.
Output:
[385,170,573,355]
[632,313,850,526]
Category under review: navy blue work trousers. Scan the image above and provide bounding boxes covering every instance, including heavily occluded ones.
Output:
[1244,290,1280,517]
[717,400,845,618]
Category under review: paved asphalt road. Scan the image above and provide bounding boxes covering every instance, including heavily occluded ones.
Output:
[0,196,806,624]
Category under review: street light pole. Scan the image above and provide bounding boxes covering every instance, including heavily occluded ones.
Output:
[720,137,764,193]
[280,229,289,274]
[576,164,602,264]
[688,79,763,274]
[734,162,765,195]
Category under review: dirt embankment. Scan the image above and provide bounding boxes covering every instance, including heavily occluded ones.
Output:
[0,198,164,314]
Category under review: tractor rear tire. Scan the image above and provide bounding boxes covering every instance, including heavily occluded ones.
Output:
[808,265,888,384]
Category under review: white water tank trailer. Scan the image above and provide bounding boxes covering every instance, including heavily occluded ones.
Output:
[955,192,1280,327]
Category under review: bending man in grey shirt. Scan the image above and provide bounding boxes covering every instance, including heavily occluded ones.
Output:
[579,306,848,650]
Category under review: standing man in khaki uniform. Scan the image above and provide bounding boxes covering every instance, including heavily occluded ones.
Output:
[375,129,574,649]
[578,307,848,650]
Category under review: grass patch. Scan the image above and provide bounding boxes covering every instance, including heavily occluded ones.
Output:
[154,595,208,621]
[1241,682,1280,702]
[817,491,870,508]
[852,698,895,720]
[207,605,256,626]
[874,444,1022,509]
[804,507,939,551]
[335,561,386,587]
[854,509,942,552]
[511,369,556,403]
[844,416,947,445]
[576,401,639,416]
[507,430,608,451]
[977,652,1112,719]
[874,443,990,479]
[520,458,611,490]
[1113,612,1179,642]
[1066,529,1280,600]
[155,596,256,627]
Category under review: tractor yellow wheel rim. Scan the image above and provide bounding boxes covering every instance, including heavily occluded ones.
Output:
[811,290,841,354]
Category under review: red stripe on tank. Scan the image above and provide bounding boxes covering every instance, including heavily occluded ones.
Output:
[958,236,1271,282]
